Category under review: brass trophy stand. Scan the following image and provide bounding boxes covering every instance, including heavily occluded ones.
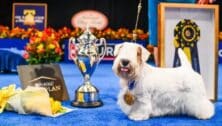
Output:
[69,27,106,108]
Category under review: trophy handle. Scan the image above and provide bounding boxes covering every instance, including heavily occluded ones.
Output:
[68,37,77,61]
[98,38,107,62]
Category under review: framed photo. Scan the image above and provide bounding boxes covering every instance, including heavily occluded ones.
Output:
[12,3,47,30]
[158,3,219,101]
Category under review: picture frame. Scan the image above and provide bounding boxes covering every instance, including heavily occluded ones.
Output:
[158,3,219,101]
[12,3,47,30]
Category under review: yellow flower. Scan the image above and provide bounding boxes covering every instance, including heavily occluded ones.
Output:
[51,33,55,40]
[0,84,16,113]
[48,44,55,49]
[35,38,41,43]
[37,43,44,50]
[50,97,62,114]
[37,31,43,37]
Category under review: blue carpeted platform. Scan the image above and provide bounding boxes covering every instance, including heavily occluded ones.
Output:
[0,63,222,126]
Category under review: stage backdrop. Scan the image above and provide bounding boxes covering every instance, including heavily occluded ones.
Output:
[0,1,222,31]
[0,0,148,31]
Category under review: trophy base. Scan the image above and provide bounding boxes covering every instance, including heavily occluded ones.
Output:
[71,83,103,108]
[72,100,103,108]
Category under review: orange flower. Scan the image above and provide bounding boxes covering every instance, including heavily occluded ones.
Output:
[37,48,45,54]
[9,27,26,38]
[138,34,148,40]
[57,27,71,39]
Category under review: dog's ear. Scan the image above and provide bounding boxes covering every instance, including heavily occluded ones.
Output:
[138,46,150,62]
[114,43,123,57]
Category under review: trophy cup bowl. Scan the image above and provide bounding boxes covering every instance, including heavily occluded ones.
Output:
[69,28,106,108]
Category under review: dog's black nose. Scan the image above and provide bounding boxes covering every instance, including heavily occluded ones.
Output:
[121,59,129,66]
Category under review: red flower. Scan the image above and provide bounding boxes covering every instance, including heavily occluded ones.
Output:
[41,34,48,41]
[23,52,29,59]
[25,45,33,51]
[55,47,62,54]
[44,28,52,35]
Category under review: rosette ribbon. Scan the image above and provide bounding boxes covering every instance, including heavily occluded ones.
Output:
[173,19,201,73]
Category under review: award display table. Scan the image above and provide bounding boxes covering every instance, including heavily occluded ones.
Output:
[0,38,28,72]
[0,49,26,72]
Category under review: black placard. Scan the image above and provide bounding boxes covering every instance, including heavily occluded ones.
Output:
[17,64,69,101]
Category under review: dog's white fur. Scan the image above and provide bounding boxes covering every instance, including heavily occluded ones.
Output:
[112,42,214,121]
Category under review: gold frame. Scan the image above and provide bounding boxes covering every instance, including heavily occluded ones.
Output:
[158,3,219,101]
[12,3,47,29]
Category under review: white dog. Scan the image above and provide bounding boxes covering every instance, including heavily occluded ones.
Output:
[112,42,214,121]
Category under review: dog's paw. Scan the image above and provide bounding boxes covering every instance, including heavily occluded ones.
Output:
[194,101,214,120]
[196,106,214,120]
[128,113,149,121]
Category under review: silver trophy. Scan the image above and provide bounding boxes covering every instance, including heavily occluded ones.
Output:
[69,27,106,108]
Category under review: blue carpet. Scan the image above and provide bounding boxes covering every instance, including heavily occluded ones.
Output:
[0,63,222,126]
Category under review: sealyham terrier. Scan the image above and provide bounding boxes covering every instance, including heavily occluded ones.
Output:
[112,42,214,121]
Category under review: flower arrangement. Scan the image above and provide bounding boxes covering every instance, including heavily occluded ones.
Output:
[0,25,149,40]
[92,28,148,41]
[23,28,63,64]
[9,27,26,38]
[21,27,39,39]
[1,25,222,41]
[0,25,10,38]
[70,27,84,37]
[133,29,149,40]
[100,28,116,40]
[57,26,71,40]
